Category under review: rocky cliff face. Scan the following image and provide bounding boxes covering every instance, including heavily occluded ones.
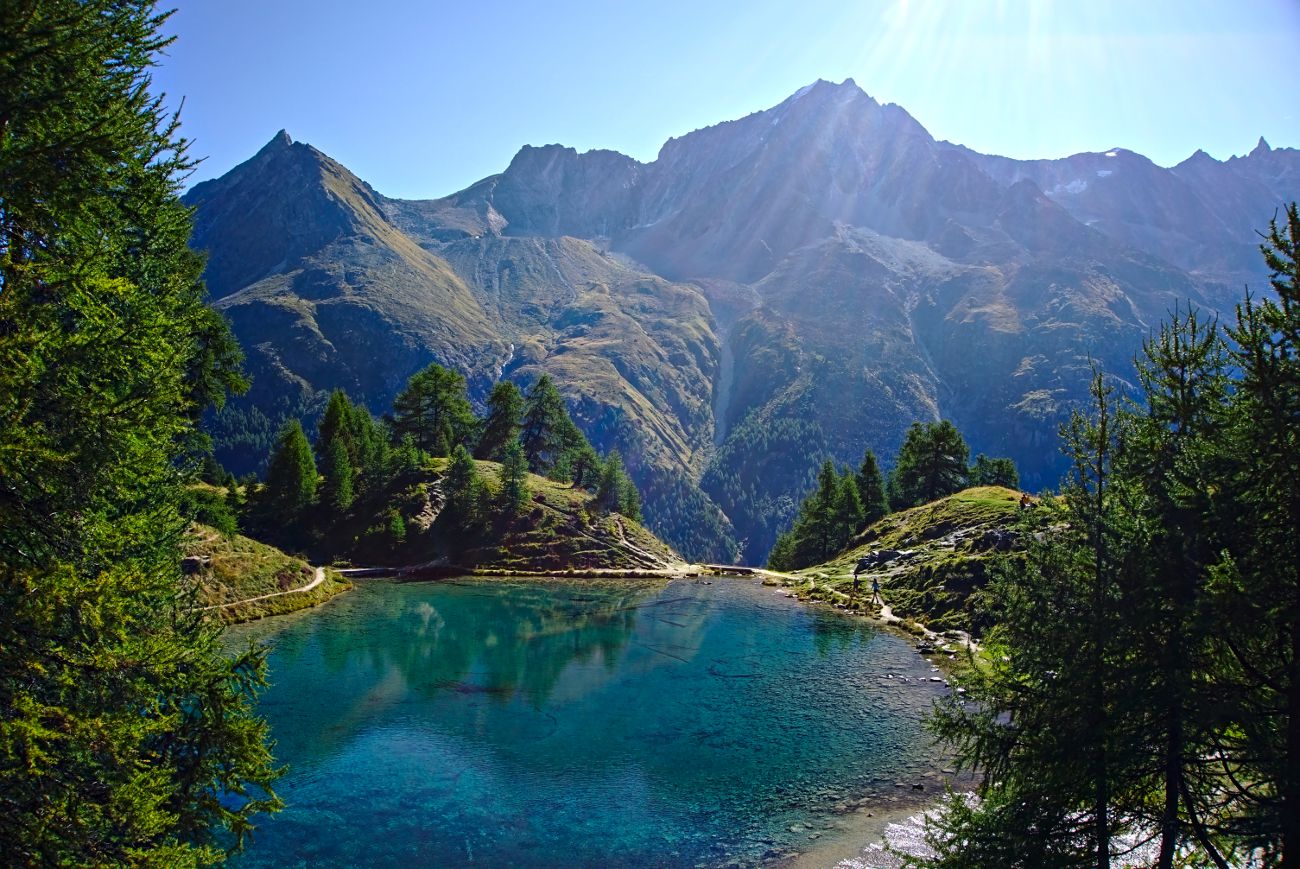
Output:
[188,81,1297,563]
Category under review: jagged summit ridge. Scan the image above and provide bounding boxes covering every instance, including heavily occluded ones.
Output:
[189,82,1298,564]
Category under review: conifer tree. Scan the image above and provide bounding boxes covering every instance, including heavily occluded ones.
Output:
[619,471,643,522]
[0,3,278,861]
[476,380,524,461]
[320,435,355,513]
[926,373,1142,868]
[832,473,865,548]
[569,442,603,491]
[348,403,389,495]
[890,420,970,509]
[391,363,476,456]
[498,439,531,516]
[1218,204,1300,862]
[855,449,889,527]
[317,389,356,466]
[968,454,1020,489]
[264,419,318,519]
[442,445,487,529]
[596,450,628,512]
[520,374,571,473]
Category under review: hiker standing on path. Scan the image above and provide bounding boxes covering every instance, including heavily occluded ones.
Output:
[870,576,883,606]
[852,556,871,600]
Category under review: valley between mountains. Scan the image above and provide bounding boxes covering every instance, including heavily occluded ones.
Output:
[189,78,1298,564]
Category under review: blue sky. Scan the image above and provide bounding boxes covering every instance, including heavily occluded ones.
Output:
[155,0,1300,200]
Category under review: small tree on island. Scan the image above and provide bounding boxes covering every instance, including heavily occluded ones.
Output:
[391,363,476,456]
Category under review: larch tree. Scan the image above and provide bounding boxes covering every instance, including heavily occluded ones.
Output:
[890,421,970,509]
[476,380,524,461]
[0,2,279,863]
[497,438,531,516]
[855,448,889,527]
[391,363,476,456]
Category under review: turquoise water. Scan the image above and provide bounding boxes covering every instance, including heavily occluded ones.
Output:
[227,579,950,867]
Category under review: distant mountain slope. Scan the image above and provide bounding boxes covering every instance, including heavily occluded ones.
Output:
[188,80,1297,563]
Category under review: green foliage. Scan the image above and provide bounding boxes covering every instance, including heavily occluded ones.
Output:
[476,380,524,461]
[386,508,407,545]
[317,390,355,464]
[925,207,1300,867]
[0,2,278,862]
[767,460,860,570]
[391,363,476,456]
[262,419,318,520]
[520,375,587,476]
[498,439,531,516]
[441,445,488,530]
[569,442,602,491]
[890,420,971,509]
[180,487,239,537]
[320,436,355,513]
[855,449,889,527]
[701,412,823,564]
[1216,204,1300,861]
[593,450,642,520]
[968,453,1019,489]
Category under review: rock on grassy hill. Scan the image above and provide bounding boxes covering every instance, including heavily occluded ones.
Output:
[780,486,1025,636]
[185,525,351,623]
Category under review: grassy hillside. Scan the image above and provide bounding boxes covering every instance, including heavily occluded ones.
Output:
[780,486,1025,635]
[185,525,351,623]
[276,457,683,574]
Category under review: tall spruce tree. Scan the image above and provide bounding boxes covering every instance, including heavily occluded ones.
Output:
[832,473,865,548]
[0,2,279,862]
[320,435,355,513]
[1118,309,1230,867]
[317,390,355,465]
[768,460,855,571]
[925,373,1144,868]
[520,374,592,478]
[520,374,569,473]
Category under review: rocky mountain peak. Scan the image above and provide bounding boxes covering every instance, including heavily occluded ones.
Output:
[1250,136,1272,158]
[1176,148,1219,169]
[263,128,293,151]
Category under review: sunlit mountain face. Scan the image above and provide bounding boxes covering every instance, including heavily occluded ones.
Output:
[189,80,1297,563]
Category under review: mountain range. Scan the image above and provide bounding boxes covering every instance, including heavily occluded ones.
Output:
[187,78,1298,563]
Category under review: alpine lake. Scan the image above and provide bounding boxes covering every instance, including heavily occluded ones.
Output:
[225,577,962,867]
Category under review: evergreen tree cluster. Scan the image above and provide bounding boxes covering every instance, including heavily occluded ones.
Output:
[924,207,1300,868]
[0,3,279,862]
[242,365,644,554]
[768,422,1018,570]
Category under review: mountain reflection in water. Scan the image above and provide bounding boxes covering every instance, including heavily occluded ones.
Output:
[228,578,954,868]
